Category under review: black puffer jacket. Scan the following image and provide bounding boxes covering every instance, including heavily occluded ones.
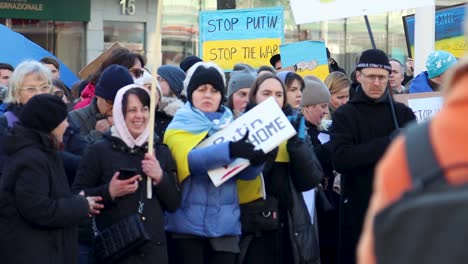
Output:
[72,134,181,264]
[0,125,90,264]
[243,105,324,264]
[330,87,416,264]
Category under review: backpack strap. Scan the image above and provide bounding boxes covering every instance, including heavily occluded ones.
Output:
[4,111,18,128]
[405,121,446,189]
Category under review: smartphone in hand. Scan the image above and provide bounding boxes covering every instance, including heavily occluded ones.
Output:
[118,168,138,180]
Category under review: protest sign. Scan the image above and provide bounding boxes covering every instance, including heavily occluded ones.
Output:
[199,7,284,71]
[290,0,435,24]
[403,4,466,58]
[78,42,123,80]
[280,41,329,80]
[197,97,296,187]
[394,92,443,122]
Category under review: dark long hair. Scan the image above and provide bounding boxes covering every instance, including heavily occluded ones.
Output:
[248,73,288,109]
[121,88,150,117]
[88,48,146,84]
[284,72,305,91]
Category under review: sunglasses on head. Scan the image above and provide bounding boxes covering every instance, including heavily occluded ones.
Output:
[130,68,144,78]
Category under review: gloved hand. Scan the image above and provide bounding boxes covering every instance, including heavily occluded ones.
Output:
[229,131,267,165]
[288,114,306,140]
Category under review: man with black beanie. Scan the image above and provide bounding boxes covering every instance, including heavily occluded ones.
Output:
[68,64,134,144]
[329,49,416,264]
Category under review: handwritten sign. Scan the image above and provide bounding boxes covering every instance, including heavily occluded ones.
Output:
[197,97,296,187]
[199,7,284,71]
[290,0,434,24]
[280,41,329,80]
[394,92,443,122]
[403,4,466,58]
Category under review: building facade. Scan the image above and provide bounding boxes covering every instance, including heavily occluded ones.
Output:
[161,0,466,73]
[0,0,159,76]
[0,0,465,77]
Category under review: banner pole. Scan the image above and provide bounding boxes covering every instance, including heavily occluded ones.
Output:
[364,15,376,49]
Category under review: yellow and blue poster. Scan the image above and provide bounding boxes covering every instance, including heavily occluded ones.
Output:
[199,7,284,71]
[280,40,329,80]
[403,4,466,58]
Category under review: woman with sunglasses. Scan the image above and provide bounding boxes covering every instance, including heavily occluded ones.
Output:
[74,47,145,110]
[52,79,75,110]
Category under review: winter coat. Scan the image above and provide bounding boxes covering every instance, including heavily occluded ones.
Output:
[155,97,184,140]
[0,104,22,178]
[72,134,181,264]
[307,124,340,262]
[0,125,90,264]
[409,71,439,93]
[330,86,416,264]
[164,104,263,238]
[73,82,94,110]
[68,98,107,144]
[243,106,324,264]
[358,61,468,264]
[0,103,86,185]
[60,121,86,185]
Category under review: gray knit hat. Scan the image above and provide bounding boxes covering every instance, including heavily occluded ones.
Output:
[227,63,257,98]
[300,75,331,107]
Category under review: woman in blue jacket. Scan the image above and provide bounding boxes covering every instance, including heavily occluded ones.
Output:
[164,61,266,264]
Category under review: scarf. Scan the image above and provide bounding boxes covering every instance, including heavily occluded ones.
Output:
[110,84,150,148]
[164,102,233,182]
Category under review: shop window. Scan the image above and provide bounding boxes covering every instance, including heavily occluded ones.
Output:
[104,21,145,53]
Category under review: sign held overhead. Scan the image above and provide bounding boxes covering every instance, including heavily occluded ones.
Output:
[290,0,435,24]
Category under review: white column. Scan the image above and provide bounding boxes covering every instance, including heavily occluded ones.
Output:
[86,0,105,65]
[414,5,435,76]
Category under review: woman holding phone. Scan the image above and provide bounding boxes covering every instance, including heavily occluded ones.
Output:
[73,84,181,264]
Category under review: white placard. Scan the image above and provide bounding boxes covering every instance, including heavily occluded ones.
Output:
[408,96,443,123]
[290,0,435,25]
[198,97,297,187]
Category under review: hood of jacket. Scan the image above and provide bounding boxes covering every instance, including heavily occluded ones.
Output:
[159,96,184,117]
[3,125,56,155]
[409,71,439,93]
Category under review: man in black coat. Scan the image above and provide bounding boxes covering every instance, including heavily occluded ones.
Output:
[329,49,416,264]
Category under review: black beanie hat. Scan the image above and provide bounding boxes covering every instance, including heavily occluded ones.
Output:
[180,55,203,73]
[95,64,134,102]
[20,94,68,133]
[185,62,225,104]
[356,49,392,73]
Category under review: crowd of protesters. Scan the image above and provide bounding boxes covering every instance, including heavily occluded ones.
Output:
[0,41,459,264]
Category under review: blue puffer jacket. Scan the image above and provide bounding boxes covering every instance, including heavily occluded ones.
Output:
[165,141,263,237]
[409,71,435,93]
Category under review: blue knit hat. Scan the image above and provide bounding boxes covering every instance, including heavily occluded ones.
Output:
[276,71,293,84]
[157,65,186,98]
[426,50,457,79]
[95,64,134,102]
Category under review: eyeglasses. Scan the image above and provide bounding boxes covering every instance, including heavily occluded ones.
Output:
[53,90,64,98]
[130,68,144,78]
[21,85,51,94]
[361,72,389,82]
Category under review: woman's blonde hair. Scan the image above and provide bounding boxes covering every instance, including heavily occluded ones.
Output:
[324,71,351,95]
[6,60,52,104]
